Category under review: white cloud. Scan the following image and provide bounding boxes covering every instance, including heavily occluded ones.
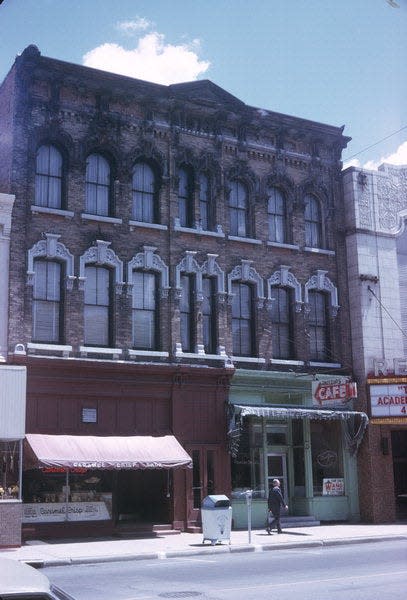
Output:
[83,32,210,85]
[343,140,407,171]
[115,17,151,34]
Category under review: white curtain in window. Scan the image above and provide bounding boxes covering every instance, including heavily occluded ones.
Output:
[35,145,62,208]
[32,261,61,342]
[84,266,110,346]
[132,162,155,222]
[132,271,156,349]
[86,154,110,216]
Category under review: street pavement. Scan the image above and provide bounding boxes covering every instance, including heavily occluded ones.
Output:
[1,523,406,568]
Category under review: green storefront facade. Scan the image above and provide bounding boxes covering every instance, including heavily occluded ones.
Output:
[228,370,368,528]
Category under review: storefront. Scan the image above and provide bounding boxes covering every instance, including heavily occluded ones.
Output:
[228,370,368,528]
[22,433,192,536]
[368,376,407,520]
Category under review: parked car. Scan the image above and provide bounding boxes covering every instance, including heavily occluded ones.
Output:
[0,557,74,599]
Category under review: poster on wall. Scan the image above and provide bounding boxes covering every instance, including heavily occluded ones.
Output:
[369,384,407,418]
[322,478,344,496]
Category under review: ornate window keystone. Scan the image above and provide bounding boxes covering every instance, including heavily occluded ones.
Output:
[267,265,302,312]
[27,233,75,290]
[304,269,339,317]
[127,245,170,299]
[175,251,203,302]
[227,259,265,308]
[201,253,226,302]
[79,239,124,293]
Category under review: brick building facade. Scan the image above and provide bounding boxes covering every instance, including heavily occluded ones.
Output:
[0,45,366,539]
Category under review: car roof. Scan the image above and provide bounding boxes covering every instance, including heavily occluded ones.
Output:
[0,557,52,594]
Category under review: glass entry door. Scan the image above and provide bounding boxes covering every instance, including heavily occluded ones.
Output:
[267,453,288,503]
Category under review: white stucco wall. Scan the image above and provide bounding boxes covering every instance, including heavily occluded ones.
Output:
[0,193,15,362]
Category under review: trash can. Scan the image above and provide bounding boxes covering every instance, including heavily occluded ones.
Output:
[201,494,232,545]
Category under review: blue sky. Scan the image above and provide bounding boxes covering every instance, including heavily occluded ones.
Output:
[0,0,406,168]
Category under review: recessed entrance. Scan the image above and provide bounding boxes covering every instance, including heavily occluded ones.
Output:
[267,453,288,503]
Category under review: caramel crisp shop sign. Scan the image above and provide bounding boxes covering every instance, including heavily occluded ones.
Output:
[369,383,407,418]
[312,381,357,407]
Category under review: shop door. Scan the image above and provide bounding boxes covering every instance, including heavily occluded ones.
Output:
[267,453,288,504]
[187,447,216,523]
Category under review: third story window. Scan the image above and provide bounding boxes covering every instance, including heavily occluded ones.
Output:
[308,290,329,361]
[85,154,111,216]
[35,144,63,209]
[232,282,254,356]
[178,166,194,228]
[180,274,195,352]
[202,276,217,354]
[269,286,293,359]
[199,173,214,231]
[132,162,156,223]
[132,270,158,350]
[268,187,287,243]
[84,266,111,347]
[305,194,322,248]
[229,181,249,237]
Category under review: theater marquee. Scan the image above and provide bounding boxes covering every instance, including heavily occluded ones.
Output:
[369,381,407,418]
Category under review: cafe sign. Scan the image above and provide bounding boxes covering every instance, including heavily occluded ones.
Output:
[369,383,407,418]
[312,381,357,408]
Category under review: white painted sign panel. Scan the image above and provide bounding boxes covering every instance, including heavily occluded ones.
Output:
[369,384,407,418]
[22,501,110,523]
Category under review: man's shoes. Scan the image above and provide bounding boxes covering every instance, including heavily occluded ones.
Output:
[277,529,283,534]
[266,527,271,535]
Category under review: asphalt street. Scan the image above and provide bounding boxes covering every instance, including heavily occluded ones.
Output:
[43,539,407,600]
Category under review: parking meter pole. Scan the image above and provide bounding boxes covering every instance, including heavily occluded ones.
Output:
[245,490,252,544]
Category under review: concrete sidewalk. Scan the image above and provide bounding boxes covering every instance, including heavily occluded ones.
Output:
[1,523,406,568]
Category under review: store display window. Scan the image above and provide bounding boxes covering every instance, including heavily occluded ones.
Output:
[0,440,21,500]
[311,420,344,496]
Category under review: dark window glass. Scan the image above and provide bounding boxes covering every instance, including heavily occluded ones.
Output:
[268,187,286,243]
[229,181,248,237]
[199,173,214,231]
[192,450,201,509]
[35,145,63,208]
[270,287,293,359]
[308,291,329,361]
[232,282,254,356]
[305,194,322,248]
[180,274,195,352]
[84,266,111,346]
[206,449,215,496]
[85,154,110,216]
[132,271,157,349]
[132,162,156,223]
[202,277,216,354]
[178,167,193,228]
[32,260,62,343]
[311,420,343,496]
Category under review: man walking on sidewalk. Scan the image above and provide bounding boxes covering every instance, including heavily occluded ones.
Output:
[267,478,288,534]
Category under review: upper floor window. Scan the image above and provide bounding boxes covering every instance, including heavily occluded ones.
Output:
[178,166,194,228]
[132,270,158,350]
[180,274,195,352]
[202,276,217,354]
[268,187,287,243]
[199,173,214,231]
[229,181,249,237]
[132,162,157,223]
[305,194,322,248]
[85,154,111,216]
[84,266,111,347]
[35,145,63,208]
[269,286,293,359]
[232,282,254,356]
[32,260,62,343]
[308,291,329,361]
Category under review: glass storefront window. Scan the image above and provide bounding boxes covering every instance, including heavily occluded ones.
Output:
[0,440,21,500]
[311,421,344,496]
[231,420,264,498]
[266,422,288,445]
[292,420,305,497]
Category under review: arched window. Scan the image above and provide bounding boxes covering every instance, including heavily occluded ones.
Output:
[268,187,287,243]
[308,291,329,361]
[180,274,195,352]
[32,260,63,343]
[229,181,248,237]
[269,286,293,359]
[86,154,111,216]
[232,282,254,356]
[305,194,322,248]
[199,173,214,231]
[35,145,63,208]
[132,162,156,223]
[202,276,217,354]
[132,270,158,350]
[84,266,112,347]
[178,166,194,228]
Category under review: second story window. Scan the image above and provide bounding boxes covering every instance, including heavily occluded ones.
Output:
[229,181,249,237]
[132,162,156,223]
[84,266,111,347]
[199,173,214,231]
[180,274,195,352]
[132,271,157,350]
[305,194,322,248]
[232,282,254,356]
[270,287,293,359]
[35,144,63,209]
[85,154,110,216]
[308,291,329,361]
[178,166,194,228]
[202,276,217,354]
[32,260,62,343]
[268,187,287,243]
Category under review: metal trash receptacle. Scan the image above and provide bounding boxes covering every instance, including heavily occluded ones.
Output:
[201,494,232,545]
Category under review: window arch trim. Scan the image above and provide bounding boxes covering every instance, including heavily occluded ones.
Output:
[227,260,265,308]
[304,270,339,317]
[127,246,170,299]
[27,234,75,290]
[267,266,302,312]
[79,240,124,294]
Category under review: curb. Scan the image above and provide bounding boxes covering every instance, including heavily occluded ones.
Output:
[24,535,407,568]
